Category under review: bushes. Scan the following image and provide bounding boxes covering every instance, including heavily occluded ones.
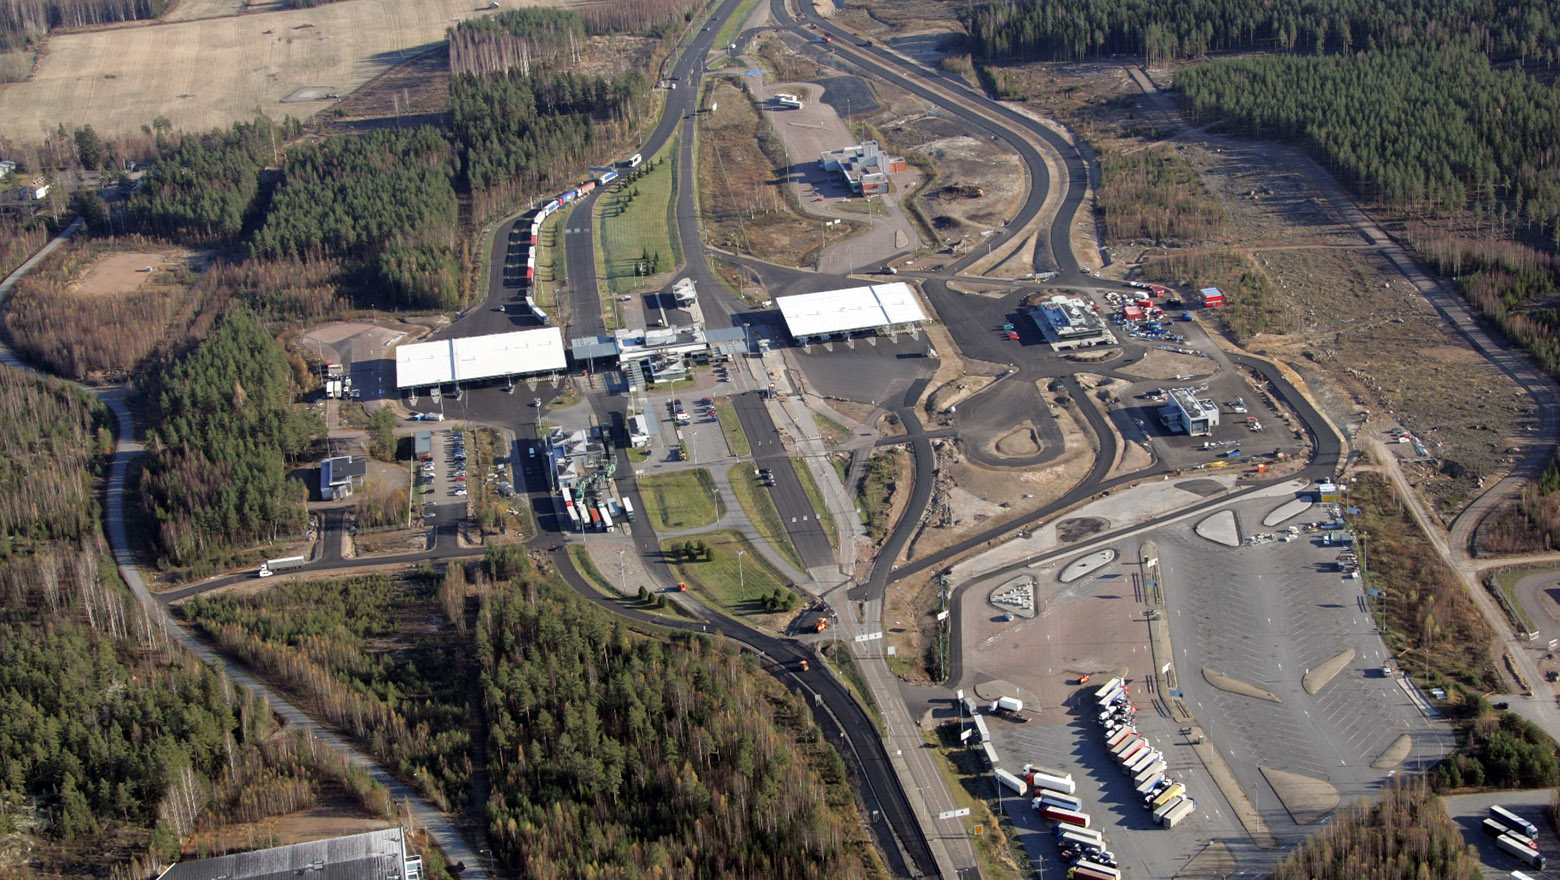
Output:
[1436,710,1560,790]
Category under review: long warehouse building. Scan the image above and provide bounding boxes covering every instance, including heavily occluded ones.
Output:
[395,327,567,391]
[775,282,927,345]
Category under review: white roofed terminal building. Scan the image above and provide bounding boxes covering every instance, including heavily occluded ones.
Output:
[394,327,566,396]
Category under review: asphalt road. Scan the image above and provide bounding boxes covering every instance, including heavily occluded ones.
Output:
[732,389,835,568]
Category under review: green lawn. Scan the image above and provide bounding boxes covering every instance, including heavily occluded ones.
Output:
[790,459,839,549]
[714,0,763,51]
[714,398,750,457]
[568,545,696,621]
[662,530,790,618]
[598,140,681,295]
[814,412,852,446]
[726,464,803,572]
[637,469,722,531]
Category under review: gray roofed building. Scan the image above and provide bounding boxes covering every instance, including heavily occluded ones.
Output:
[156,827,420,880]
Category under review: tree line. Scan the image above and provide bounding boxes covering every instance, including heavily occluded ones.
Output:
[1098,146,1226,244]
[477,566,883,879]
[1268,781,1481,880]
[965,0,1560,64]
[1177,46,1560,245]
[0,0,168,52]
[140,309,321,568]
[0,366,109,555]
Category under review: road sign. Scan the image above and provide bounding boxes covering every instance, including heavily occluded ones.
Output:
[854,631,882,643]
[939,808,971,820]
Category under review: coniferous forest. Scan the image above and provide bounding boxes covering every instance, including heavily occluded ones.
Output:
[479,572,884,880]
[140,310,321,568]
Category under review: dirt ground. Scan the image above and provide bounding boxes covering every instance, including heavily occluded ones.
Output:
[904,402,1092,565]
[0,0,574,136]
[181,797,390,857]
[74,252,173,295]
[698,79,826,266]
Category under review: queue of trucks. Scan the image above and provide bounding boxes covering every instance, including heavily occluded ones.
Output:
[1094,678,1197,829]
[512,156,642,323]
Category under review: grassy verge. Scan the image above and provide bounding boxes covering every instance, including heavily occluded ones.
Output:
[1349,473,1500,691]
[923,724,1032,880]
[713,0,763,50]
[662,529,795,619]
[859,450,902,541]
[637,469,723,531]
[568,544,697,620]
[714,397,751,457]
[1488,565,1545,636]
[815,412,852,447]
[726,464,804,572]
[790,459,838,549]
[533,211,564,311]
[598,143,680,295]
[819,641,882,730]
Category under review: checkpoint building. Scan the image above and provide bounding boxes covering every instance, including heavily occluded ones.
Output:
[395,327,566,396]
[774,282,928,345]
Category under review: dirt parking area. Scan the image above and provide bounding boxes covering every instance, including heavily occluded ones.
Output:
[75,252,177,296]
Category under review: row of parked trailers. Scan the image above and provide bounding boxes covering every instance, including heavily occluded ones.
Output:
[561,487,636,533]
[1483,805,1547,870]
[1095,678,1197,829]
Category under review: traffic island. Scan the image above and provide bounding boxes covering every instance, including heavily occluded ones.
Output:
[988,574,1037,619]
[1303,647,1356,695]
[1371,733,1413,769]
[1258,765,1340,825]
[1194,510,1241,546]
[1202,667,1282,703]
[1059,548,1117,583]
[1263,497,1312,527]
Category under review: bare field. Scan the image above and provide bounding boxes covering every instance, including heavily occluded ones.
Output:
[0,0,574,136]
[75,252,170,295]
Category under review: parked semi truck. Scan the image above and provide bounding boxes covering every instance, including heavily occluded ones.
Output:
[1126,749,1163,777]
[1496,834,1546,870]
[1150,782,1186,810]
[994,768,1028,796]
[1492,806,1539,838]
[1040,805,1090,828]
[1484,818,1539,850]
[258,555,306,577]
[1026,769,1076,796]
[992,696,1024,714]
[1135,772,1167,796]
[1069,860,1121,880]
[1035,790,1083,812]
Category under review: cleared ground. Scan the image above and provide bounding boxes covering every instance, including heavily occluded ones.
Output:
[0,0,573,135]
[75,252,171,295]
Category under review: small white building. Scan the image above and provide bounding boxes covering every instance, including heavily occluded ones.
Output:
[0,161,15,180]
[25,177,49,200]
[1160,387,1220,436]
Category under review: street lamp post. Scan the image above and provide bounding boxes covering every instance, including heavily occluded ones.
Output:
[618,548,626,596]
[737,548,745,594]
[818,218,840,270]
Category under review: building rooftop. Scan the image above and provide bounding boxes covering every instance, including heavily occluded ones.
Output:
[1168,387,1219,419]
[157,827,409,880]
[775,282,927,339]
[395,328,566,388]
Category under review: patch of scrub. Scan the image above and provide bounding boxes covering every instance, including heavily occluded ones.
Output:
[1202,667,1280,702]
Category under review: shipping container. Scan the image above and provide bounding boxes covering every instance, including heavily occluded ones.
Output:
[1105,727,1135,749]
[1152,796,1183,825]
[1150,783,1185,810]
[1126,749,1162,777]
[994,768,1027,796]
[1027,770,1075,796]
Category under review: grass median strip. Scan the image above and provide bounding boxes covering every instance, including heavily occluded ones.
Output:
[662,529,795,619]
[637,469,722,531]
[727,464,803,572]
[714,398,750,457]
[598,142,679,295]
[790,459,838,549]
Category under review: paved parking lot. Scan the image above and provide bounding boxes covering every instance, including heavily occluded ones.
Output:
[1443,790,1556,878]
[987,698,1251,880]
[1161,494,1454,835]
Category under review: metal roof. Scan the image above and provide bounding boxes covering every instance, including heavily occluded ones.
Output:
[775,282,927,338]
[395,328,566,388]
[157,827,407,880]
[570,336,619,361]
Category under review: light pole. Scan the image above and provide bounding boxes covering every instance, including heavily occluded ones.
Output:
[618,548,627,596]
[737,548,745,594]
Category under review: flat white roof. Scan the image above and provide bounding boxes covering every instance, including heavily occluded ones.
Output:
[395,328,566,388]
[775,282,927,338]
